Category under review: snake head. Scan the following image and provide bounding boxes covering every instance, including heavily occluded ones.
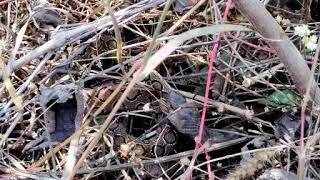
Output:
[168,103,200,139]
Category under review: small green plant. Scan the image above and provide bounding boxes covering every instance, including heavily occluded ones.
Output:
[258,90,300,111]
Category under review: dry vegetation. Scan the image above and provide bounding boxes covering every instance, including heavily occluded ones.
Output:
[0,0,320,179]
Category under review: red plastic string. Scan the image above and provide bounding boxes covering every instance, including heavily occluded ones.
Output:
[192,0,233,179]
[227,33,275,53]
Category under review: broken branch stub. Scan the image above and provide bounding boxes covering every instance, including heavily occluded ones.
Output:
[233,0,320,106]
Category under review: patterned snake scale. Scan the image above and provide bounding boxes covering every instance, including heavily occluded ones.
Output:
[94,71,236,157]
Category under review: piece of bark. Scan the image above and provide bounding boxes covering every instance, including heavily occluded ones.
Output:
[39,84,83,142]
[233,0,320,106]
[22,84,84,152]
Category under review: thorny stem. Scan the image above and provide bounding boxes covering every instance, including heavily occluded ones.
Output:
[190,0,233,179]
[298,35,320,180]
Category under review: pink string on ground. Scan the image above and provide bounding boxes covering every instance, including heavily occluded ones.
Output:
[227,33,275,53]
[192,0,233,179]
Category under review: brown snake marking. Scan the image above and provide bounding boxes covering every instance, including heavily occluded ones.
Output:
[92,71,236,158]
[92,71,183,157]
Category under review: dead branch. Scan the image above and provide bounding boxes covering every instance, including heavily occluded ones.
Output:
[233,0,320,106]
[1,0,166,78]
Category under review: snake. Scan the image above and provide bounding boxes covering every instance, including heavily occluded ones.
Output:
[92,71,237,161]
[91,71,199,158]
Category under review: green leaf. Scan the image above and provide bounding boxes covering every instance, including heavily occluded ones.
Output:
[258,90,300,108]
